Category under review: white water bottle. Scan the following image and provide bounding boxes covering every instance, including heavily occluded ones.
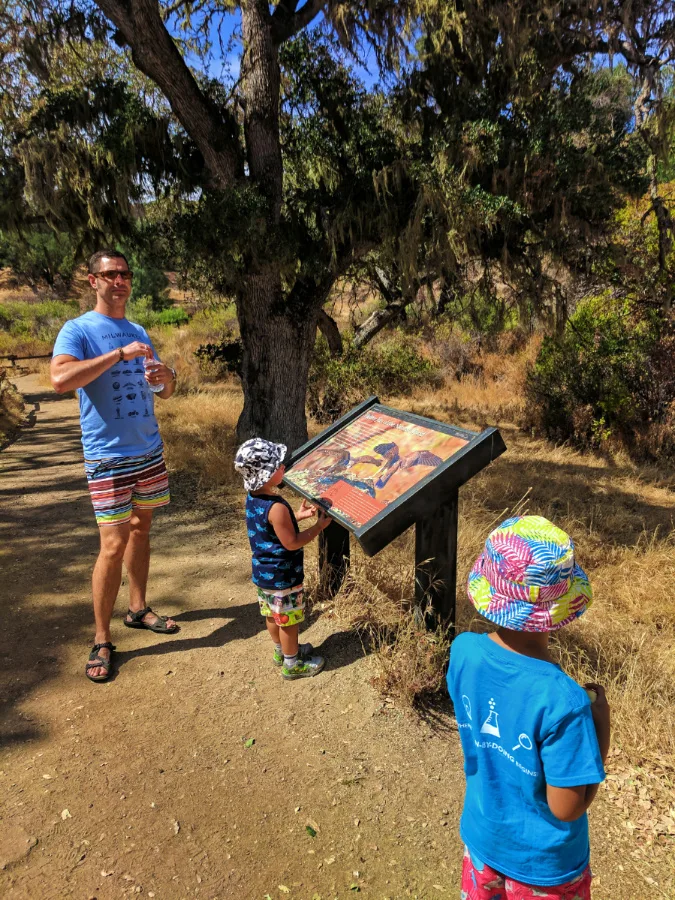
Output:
[144,357,164,394]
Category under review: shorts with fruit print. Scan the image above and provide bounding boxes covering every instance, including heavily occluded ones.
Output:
[256,585,305,627]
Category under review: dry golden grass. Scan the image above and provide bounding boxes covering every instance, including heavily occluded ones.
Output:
[154,383,242,490]
[0,334,53,369]
[151,325,208,394]
[398,336,541,431]
[150,306,238,394]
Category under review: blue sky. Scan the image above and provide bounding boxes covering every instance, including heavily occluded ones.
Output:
[179,6,382,90]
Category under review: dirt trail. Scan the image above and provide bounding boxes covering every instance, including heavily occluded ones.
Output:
[0,377,654,899]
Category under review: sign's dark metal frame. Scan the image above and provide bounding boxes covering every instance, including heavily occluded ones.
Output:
[285,395,506,557]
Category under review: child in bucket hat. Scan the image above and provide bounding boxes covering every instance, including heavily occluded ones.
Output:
[446,516,611,899]
[235,438,330,679]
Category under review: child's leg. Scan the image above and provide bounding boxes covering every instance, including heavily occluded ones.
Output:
[279,620,324,678]
[462,848,592,900]
[258,586,324,678]
[265,616,281,644]
[278,623,300,658]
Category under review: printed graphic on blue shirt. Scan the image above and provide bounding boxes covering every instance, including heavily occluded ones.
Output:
[245,494,304,590]
[447,632,605,887]
[52,311,161,459]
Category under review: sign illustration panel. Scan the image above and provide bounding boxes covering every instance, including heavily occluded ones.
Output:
[284,406,470,529]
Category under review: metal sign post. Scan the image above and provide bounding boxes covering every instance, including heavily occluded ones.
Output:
[318,520,351,597]
[415,489,459,630]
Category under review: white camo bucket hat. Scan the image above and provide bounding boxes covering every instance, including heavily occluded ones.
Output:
[234,438,287,491]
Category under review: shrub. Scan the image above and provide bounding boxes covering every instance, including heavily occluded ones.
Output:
[188,303,238,339]
[0,368,27,445]
[426,321,482,380]
[0,230,77,289]
[525,293,674,456]
[308,332,441,422]
[127,252,172,310]
[0,299,79,342]
[194,330,243,379]
[156,307,189,326]
[126,296,188,329]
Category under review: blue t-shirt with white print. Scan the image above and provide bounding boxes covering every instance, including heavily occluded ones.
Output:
[52,311,162,459]
[447,632,605,886]
[245,494,304,590]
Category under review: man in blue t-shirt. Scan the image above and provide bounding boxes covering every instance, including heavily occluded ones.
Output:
[51,250,180,683]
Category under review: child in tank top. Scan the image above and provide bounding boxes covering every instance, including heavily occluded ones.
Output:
[235,438,330,679]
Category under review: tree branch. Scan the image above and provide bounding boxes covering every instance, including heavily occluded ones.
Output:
[95,0,241,189]
[271,0,326,45]
[317,308,343,356]
[270,0,299,31]
[352,267,407,350]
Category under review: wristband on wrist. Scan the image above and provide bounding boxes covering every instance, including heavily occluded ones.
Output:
[168,366,177,382]
[117,347,124,362]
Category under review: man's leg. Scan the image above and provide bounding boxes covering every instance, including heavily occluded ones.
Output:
[89,522,131,678]
[123,507,176,629]
[124,507,152,613]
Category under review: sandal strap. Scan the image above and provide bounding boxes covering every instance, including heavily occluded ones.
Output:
[92,642,116,652]
[86,657,110,670]
[126,607,152,623]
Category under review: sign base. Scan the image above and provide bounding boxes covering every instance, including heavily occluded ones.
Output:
[415,490,459,632]
[319,520,350,597]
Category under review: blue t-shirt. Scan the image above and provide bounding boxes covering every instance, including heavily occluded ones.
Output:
[447,632,605,886]
[52,311,162,459]
[245,494,304,590]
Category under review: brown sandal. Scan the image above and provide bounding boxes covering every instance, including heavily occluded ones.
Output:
[123,606,178,634]
[85,642,115,683]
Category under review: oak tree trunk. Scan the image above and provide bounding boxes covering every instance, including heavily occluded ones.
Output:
[235,0,318,450]
[237,273,318,449]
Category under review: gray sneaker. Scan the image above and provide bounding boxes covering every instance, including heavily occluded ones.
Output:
[273,642,314,667]
[281,654,325,680]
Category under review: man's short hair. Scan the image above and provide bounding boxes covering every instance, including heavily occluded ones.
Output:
[88,249,129,274]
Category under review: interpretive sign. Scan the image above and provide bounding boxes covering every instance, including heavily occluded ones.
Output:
[286,406,468,529]
[284,396,506,627]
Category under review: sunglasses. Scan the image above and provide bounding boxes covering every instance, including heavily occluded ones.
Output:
[94,269,134,282]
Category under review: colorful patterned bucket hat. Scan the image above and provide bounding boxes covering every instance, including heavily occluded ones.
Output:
[234,438,287,492]
[467,515,593,632]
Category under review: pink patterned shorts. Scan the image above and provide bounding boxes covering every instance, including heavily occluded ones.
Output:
[461,847,592,899]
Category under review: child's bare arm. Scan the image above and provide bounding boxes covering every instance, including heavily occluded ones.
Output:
[546,685,610,822]
[586,683,611,763]
[269,503,331,551]
[546,783,599,822]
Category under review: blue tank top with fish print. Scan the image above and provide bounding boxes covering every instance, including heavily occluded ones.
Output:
[245,494,304,590]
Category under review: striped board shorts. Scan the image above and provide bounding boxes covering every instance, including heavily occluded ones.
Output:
[84,446,170,526]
